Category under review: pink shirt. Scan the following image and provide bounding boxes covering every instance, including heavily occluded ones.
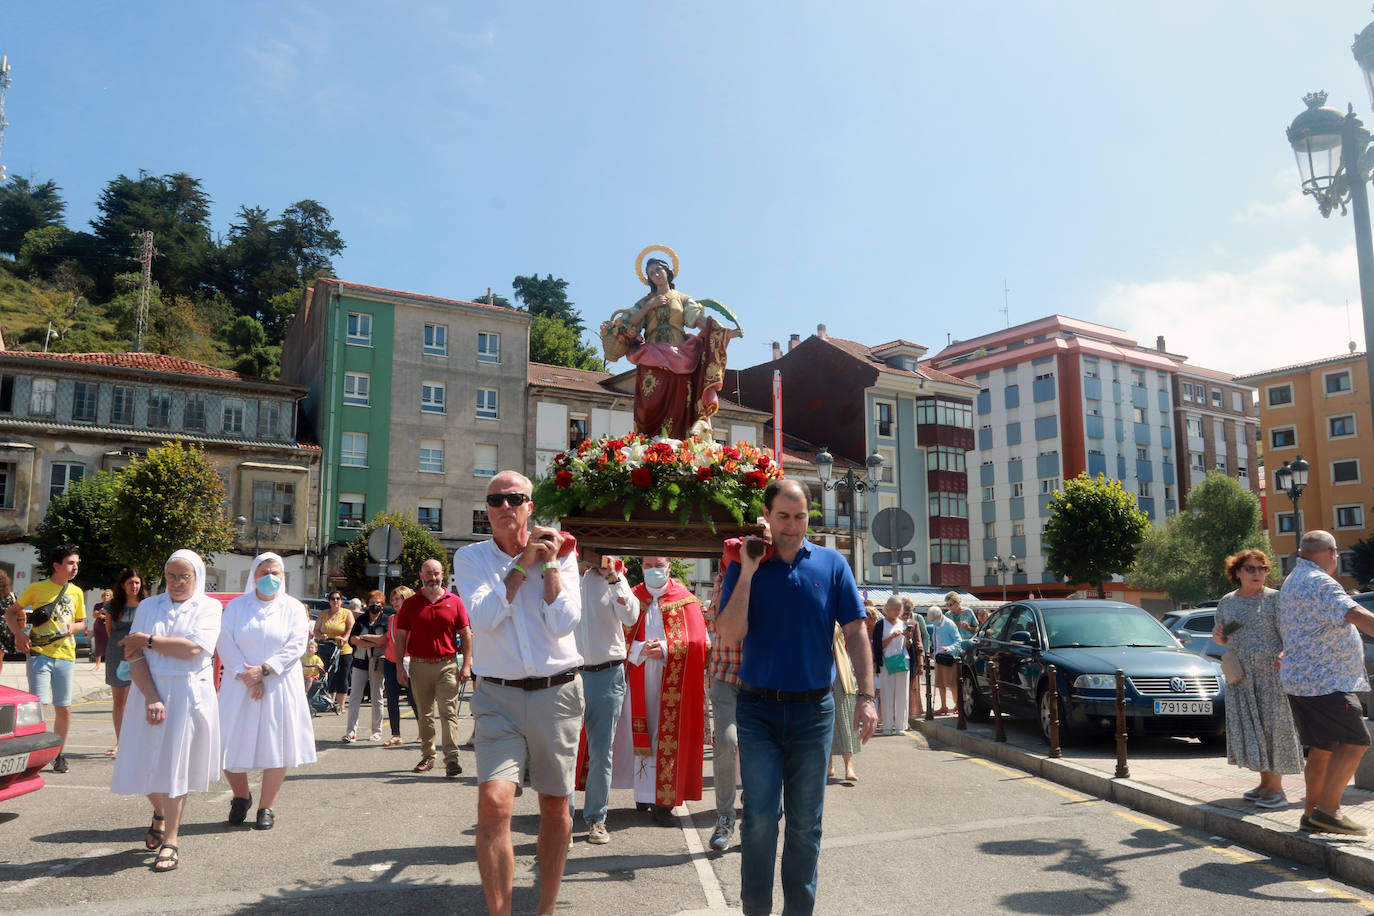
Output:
[385,611,404,663]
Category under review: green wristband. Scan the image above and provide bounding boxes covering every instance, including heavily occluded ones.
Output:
[510,563,527,579]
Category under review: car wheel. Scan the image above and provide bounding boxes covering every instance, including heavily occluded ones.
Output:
[962,667,990,722]
[1037,685,1078,746]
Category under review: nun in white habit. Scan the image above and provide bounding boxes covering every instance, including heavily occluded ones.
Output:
[111,548,222,873]
[217,551,317,831]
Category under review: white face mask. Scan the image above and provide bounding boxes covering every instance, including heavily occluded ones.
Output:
[642,566,670,592]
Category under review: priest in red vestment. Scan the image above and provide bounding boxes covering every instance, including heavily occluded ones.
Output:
[625,556,708,824]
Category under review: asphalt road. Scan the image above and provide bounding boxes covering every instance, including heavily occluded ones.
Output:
[4,697,1374,915]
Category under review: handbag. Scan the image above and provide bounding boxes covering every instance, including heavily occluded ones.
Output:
[883,652,910,674]
[27,581,69,629]
[1220,648,1245,686]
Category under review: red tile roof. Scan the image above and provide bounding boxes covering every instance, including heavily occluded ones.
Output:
[823,336,976,389]
[528,362,615,395]
[6,350,260,381]
[1233,351,1366,383]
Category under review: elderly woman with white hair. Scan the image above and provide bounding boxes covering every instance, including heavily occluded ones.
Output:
[217,552,317,831]
[110,549,223,873]
[926,604,960,716]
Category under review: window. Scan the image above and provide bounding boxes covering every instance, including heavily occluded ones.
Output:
[1336,504,1365,529]
[476,388,499,419]
[417,499,442,532]
[1039,478,1060,494]
[1333,459,1361,484]
[474,443,498,477]
[1211,388,1223,407]
[49,462,85,501]
[477,332,501,364]
[1164,486,1172,500]
[1181,381,1196,403]
[1325,370,1353,395]
[929,446,966,472]
[0,461,14,508]
[1012,520,1025,537]
[259,401,281,439]
[1185,417,1203,438]
[1035,370,1055,382]
[984,486,995,501]
[983,521,996,539]
[184,396,207,431]
[1276,512,1297,534]
[1130,368,1145,387]
[930,539,970,564]
[423,323,448,357]
[916,398,973,429]
[1132,407,1147,423]
[875,402,893,437]
[472,508,492,535]
[1216,460,1227,475]
[222,398,245,435]
[1271,427,1296,449]
[1190,452,1205,471]
[343,372,370,407]
[1137,481,1150,497]
[1340,551,1358,577]
[338,493,366,528]
[1329,414,1356,438]
[72,382,97,422]
[1233,391,1244,412]
[1267,384,1293,407]
[1238,465,1248,479]
[1083,362,1099,379]
[30,378,56,416]
[251,480,295,525]
[568,416,588,450]
[421,382,446,414]
[0,376,10,413]
[1010,482,1024,498]
[928,492,968,518]
[1136,447,1148,461]
[341,432,368,467]
[111,386,134,425]
[419,439,445,473]
[346,312,372,346]
[148,390,171,428]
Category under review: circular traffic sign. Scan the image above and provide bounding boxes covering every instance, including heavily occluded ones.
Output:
[367,524,404,562]
[871,507,914,550]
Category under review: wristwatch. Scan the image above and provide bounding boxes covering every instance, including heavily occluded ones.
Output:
[147,634,154,649]
[261,664,273,677]
[605,575,622,585]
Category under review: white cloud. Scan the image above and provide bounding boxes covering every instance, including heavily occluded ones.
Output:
[1094,240,1367,376]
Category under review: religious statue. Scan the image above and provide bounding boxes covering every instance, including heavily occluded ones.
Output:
[600,245,741,440]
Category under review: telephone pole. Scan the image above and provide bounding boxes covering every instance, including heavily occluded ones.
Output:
[133,230,154,352]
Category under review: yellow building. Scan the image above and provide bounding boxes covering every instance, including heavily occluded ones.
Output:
[1236,352,1373,589]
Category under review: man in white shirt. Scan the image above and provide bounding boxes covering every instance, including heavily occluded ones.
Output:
[453,470,583,916]
[572,550,639,845]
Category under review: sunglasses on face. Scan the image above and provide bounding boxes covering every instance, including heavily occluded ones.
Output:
[485,492,531,508]
[1241,565,1269,574]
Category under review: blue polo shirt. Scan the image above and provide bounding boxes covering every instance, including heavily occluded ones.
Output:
[720,538,864,692]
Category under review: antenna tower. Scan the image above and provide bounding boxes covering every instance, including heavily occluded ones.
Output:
[134,230,154,352]
[1001,278,1011,327]
[0,56,11,183]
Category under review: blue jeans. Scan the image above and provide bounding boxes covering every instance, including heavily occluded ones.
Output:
[27,654,75,707]
[578,664,627,825]
[737,689,834,916]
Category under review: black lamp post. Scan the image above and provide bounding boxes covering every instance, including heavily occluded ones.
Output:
[1272,455,1310,554]
[236,514,282,556]
[814,447,884,575]
[993,554,1021,604]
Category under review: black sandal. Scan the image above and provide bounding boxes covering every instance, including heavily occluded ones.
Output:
[152,844,178,872]
[145,814,165,850]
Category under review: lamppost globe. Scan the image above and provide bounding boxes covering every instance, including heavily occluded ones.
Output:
[814,447,835,482]
[1353,16,1374,112]
[1291,455,1311,488]
[865,450,884,485]
[1287,92,1348,200]
[1274,460,1293,494]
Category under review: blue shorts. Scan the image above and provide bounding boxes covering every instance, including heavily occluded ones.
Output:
[27,654,75,707]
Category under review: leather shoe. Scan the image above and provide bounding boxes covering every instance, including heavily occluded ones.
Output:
[652,804,676,827]
[413,757,435,773]
[445,759,462,779]
[254,808,274,830]
[229,794,252,826]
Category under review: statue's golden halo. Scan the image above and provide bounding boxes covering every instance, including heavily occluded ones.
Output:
[635,245,680,286]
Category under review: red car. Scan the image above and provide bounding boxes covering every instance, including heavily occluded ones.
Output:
[0,684,63,803]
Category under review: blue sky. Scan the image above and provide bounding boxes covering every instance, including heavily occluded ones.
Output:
[6,2,1374,375]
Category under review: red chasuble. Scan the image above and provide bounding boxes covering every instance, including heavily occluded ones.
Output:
[626,581,708,807]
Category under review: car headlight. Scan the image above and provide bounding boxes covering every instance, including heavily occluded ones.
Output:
[15,701,44,728]
[1073,674,1117,691]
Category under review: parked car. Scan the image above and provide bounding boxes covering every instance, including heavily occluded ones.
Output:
[301,597,331,623]
[0,684,63,803]
[960,599,1226,745]
[1160,607,1225,659]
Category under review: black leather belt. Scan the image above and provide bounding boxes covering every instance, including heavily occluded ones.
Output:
[740,682,830,703]
[581,659,624,672]
[482,669,579,691]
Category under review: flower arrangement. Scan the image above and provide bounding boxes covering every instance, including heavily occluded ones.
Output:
[531,432,785,529]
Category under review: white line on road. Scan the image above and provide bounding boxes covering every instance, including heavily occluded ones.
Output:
[677,802,728,910]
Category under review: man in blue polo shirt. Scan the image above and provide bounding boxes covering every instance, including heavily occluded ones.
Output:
[717,478,877,916]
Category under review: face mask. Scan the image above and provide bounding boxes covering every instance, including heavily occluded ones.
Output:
[642,567,670,590]
[116,660,131,682]
[256,574,283,596]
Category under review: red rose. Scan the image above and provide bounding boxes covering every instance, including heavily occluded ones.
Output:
[555,469,573,488]
[554,452,568,467]
[755,454,771,469]
[744,470,768,488]
[631,467,653,487]
[696,467,713,481]
[723,445,741,460]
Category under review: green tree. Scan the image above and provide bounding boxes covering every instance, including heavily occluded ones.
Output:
[471,291,512,308]
[276,199,345,287]
[338,512,449,597]
[91,171,215,299]
[1128,472,1271,605]
[108,442,235,583]
[529,314,605,370]
[1351,536,1374,591]
[513,274,581,330]
[0,175,66,256]
[1042,473,1151,598]
[31,471,124,589]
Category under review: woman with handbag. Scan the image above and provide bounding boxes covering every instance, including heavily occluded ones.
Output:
[827,622,862,780]
[1212,548,1303,809]
[927,604,960,715]
[875,597,909,736]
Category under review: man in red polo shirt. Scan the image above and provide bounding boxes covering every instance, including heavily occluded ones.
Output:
[397,558,472,777]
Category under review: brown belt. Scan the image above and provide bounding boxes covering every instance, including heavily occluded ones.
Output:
[411,654,457,664]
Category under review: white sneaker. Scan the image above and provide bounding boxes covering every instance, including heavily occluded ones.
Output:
[587,821,610,845]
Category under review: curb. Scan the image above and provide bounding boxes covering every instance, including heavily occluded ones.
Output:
[912,718,1374,890]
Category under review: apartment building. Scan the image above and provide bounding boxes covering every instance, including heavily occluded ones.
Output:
[1171,362,1260,508]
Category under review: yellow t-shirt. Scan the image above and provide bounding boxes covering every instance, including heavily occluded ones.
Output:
[16,579,86,662]
[302,654,324,679]
[317,609,353,654]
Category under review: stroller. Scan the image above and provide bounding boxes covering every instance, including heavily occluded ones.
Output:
[309,642,341,716]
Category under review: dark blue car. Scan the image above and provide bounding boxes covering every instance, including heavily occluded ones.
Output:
[959,600,1226,745]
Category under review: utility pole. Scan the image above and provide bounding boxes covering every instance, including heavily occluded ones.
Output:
[133,230,154,352]
[0,56,12,183]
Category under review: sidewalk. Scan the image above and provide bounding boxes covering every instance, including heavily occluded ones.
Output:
[912,711,1374,890]
[1,658,113,702]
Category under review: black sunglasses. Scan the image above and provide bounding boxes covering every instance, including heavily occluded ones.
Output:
[329,595,343,601]
[485,492,531,507]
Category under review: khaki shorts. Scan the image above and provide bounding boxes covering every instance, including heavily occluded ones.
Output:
[472,675,584,797]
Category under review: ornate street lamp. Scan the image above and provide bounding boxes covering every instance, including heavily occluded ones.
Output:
[1272,455,1310,554]
[993,554,1022,604]
[814,446,884,573]
[236,514,283,556]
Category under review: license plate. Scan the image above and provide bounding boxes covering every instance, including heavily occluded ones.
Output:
[1154,700,1212,715]
[0,753,28,776]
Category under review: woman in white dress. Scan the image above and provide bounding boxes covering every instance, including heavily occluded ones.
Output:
[218,552,317,830]
[110,549,222,873]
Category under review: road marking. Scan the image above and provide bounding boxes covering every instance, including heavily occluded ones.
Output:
[678,803,727,910]
[819,812,1091,850]
[956,754,1096,804]
[1112,809,1374,909]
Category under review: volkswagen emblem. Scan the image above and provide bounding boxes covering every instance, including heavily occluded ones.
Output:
[1170,676,1187,694]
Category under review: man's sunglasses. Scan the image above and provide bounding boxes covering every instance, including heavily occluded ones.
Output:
[486,493,531,507]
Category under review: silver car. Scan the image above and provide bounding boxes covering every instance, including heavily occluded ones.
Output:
[1160,606,1224,660]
